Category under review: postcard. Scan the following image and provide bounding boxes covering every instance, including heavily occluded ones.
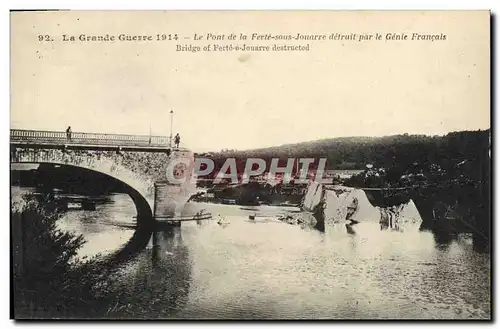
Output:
[10,10,491,320]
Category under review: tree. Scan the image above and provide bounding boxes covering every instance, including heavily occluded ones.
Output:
[12,197,106,318]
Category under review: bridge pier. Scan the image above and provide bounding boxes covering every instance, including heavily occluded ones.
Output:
[154,182,181,229]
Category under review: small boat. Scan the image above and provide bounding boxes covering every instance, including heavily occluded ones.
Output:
[249,214,279,222]
[241,207,259,211]
[122,213,213,229]
[112,222,138,229]
[66,202,82,209]
[278,202,300,207]
[155,213,213,222]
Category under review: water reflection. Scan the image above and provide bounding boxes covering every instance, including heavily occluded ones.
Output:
[345,223,357,235]
[11,187,491,319]
[432,231,456,251]
[104,226,192,319]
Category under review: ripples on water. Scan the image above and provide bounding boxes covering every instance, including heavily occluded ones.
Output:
[12,188,491,319]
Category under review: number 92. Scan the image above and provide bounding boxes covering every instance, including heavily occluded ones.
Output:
[38,35,51,42]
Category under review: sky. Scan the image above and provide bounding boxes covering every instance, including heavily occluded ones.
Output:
[10,11,490,152]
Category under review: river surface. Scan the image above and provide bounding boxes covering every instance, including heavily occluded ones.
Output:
[12,187,491,319]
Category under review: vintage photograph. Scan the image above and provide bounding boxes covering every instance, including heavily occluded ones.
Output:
[10,10,491,319]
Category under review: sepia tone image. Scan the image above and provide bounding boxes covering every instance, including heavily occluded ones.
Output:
[10,10,491,319]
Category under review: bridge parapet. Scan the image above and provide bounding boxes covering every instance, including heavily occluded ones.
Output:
[11,129,169,147]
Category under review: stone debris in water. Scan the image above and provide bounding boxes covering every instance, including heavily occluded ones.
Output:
[277,212,317,227]
[302,182,422,230]
[217,215,230,225]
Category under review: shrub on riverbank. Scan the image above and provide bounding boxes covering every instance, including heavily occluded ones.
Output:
[12,198,113,318]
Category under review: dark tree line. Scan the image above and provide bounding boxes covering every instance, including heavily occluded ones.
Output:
[207,130,489,172]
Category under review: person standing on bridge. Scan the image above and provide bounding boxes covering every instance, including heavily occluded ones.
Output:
[174,133,180,149]
[66,126,72,141]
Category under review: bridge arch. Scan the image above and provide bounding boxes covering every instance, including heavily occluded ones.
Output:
[11,156,156,228]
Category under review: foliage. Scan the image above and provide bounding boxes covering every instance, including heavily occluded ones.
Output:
[339,130,490,238]
[12,198,112,318]
[205,130,490,173]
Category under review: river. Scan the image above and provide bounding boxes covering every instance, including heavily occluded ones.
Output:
[12,187,491,319]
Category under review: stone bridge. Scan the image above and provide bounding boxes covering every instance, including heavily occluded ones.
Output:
[10,129,196,228]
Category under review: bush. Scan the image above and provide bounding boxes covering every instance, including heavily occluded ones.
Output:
[12,197,109,318]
